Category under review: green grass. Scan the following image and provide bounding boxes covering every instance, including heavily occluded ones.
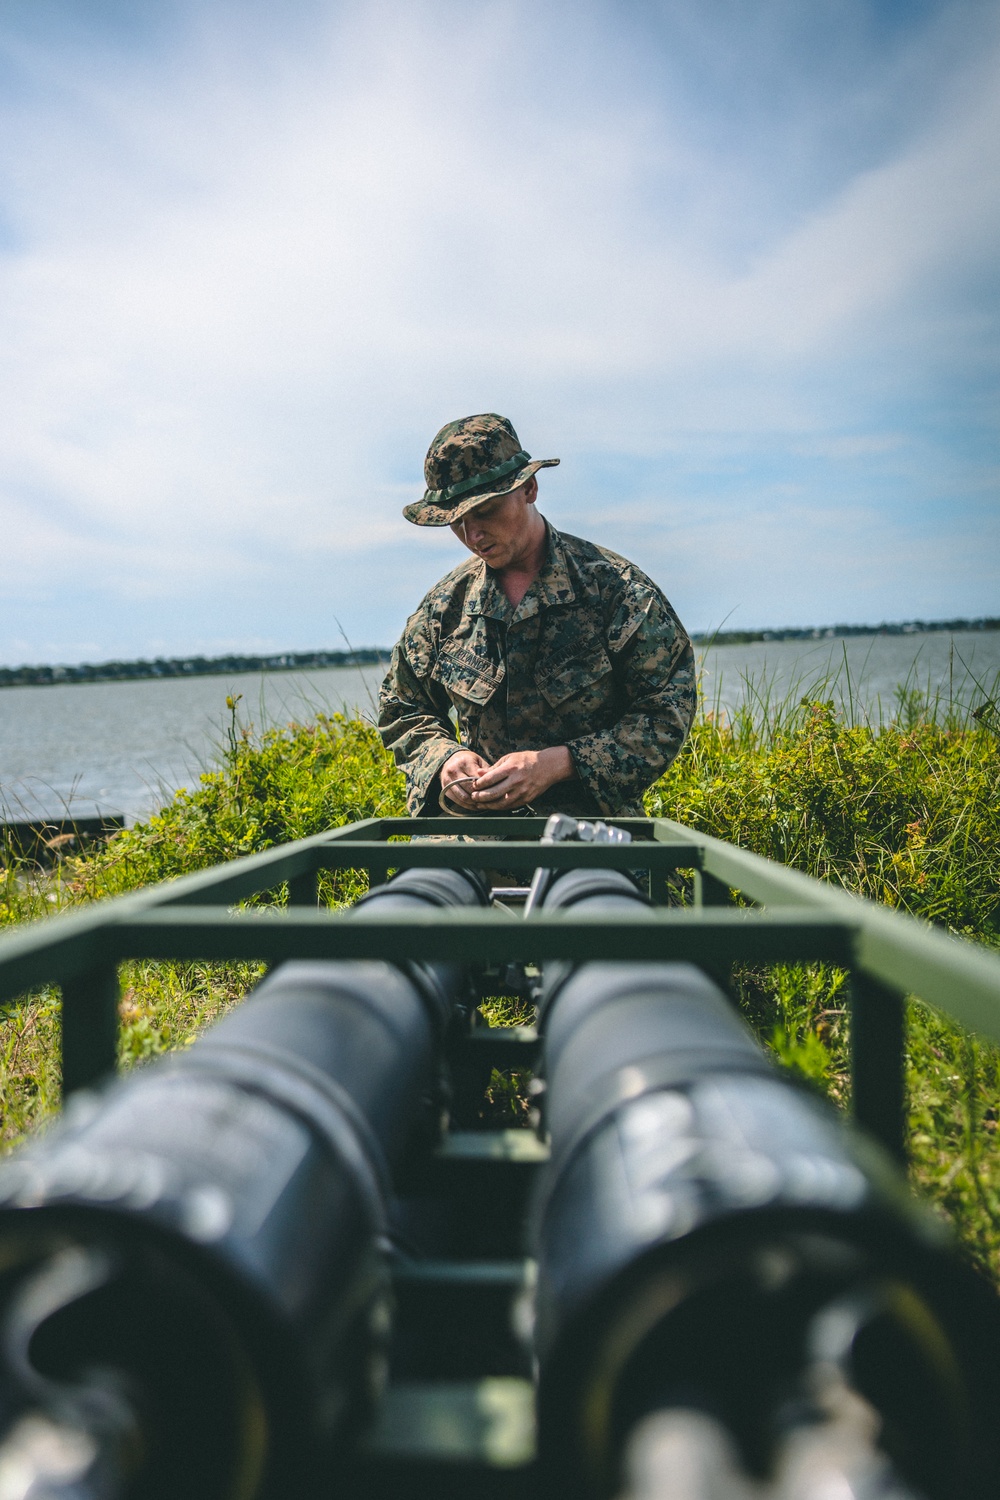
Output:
[1,680,999,1278]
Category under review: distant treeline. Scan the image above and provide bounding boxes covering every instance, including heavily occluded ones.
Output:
[690,617,1000,647]
[2,618,998,687]
[0,648,391,689]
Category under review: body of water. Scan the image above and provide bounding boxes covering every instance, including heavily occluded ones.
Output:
[1,632,997,824]
[699,629,999,722]
[0,665,385,823]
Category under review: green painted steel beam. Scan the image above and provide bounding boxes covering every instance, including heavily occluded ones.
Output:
[377,816,551,837]
[102,906,856,967]
[652,818,1000,1043]
[0,906,120,1000]
[375,815,666,838]
[0,826,367,998]
[159,818,387,906]
[313,841,697,872]
[651,816,872,913]
[3,815,1000,1052]
[0,822,383,999]
[853,913,1000,1045]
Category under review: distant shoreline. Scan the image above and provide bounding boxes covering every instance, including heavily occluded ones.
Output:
[692,616,999,647]
[1,618,997,688]
[0,648,391,689]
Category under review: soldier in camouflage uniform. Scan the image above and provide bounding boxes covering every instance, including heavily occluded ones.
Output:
[378,413,696,817]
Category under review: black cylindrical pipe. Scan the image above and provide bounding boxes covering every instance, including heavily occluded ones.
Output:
[530,865,1000,1500]
[534,866,648,1029]
[0,865,488,1500]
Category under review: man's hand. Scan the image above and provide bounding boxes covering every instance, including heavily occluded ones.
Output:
[471,746,575,810]
[440,749,493,810]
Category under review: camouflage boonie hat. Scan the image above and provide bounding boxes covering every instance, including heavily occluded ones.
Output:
[403,413,560,527]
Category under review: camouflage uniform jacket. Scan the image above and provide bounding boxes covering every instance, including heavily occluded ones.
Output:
[378,523,696,817]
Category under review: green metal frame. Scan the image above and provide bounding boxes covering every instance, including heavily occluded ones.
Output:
[4,814,1000,1493]
[3,814,1000,1161]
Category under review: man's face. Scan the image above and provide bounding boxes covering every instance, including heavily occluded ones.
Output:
[449,479,538,569]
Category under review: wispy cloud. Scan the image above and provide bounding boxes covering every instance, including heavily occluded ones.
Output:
[0,0,997,659]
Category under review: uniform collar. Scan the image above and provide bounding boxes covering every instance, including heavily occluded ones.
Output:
[532,522,577,610]
[464,558,507,620]
[464,520,577,622]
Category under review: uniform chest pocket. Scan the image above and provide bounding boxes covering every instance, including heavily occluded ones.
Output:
[534,638,613,708]
[432,646,504,707]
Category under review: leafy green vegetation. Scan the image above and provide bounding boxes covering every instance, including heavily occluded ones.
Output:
[1,682,999,1280]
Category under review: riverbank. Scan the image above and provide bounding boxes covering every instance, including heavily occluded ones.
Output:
[1,690,999,1280]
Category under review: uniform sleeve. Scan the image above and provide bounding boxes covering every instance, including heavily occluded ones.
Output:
[378,612,460,816]
[564,590,697,815]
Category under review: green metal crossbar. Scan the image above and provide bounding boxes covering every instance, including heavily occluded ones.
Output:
[3,816,1000,1166]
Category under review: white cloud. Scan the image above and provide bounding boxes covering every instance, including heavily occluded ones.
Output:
[0,0,997,658]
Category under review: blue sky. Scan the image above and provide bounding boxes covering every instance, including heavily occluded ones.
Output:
[0,0,997,664]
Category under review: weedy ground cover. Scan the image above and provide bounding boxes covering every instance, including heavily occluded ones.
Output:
[1,677,999,1278]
